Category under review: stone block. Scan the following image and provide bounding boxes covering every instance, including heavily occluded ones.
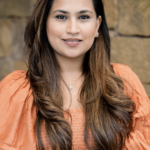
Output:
[30,0,37,11]
[0,20,13,57]
[109,30,117,38]
[0,0,32,17]
[143,84,150,97]
[14,61,27,71]
[103,0,118,29]
[111,37,150,83]
[31,0,37,5]
[118,0,150,36]
[0,59,13,80]
[0,19,27,58]
[0,1,4,17]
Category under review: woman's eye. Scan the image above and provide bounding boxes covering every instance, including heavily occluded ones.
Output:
[56,15,67,20]
[79,15,90,20]
[55,15,90,20]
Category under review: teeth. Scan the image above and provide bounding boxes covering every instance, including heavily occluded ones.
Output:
[64,40,80,42]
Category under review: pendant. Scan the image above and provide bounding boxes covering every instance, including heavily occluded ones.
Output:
[68,84,74,92]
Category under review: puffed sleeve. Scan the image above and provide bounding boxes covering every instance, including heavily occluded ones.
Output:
[0,70,37,150]
[112,63,150,150]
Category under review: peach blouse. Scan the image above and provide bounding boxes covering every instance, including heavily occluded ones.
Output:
[0,63,150,150]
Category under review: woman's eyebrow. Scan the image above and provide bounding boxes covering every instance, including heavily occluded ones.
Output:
[53,10,93,14]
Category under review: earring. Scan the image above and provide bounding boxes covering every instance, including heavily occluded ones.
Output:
[97,32,99,37]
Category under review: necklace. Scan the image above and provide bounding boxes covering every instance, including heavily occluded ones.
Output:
[60,72,83,110]
[61,73,83,92]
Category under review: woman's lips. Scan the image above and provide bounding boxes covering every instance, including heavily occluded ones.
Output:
[62,39,82,47]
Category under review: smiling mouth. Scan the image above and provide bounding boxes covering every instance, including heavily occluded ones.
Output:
[62,39,82,46]
[63,39,82,42]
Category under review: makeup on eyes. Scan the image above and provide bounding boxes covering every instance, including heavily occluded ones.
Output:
[55,15,90,20]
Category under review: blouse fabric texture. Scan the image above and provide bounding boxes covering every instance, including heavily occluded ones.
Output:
[0,63,150,150]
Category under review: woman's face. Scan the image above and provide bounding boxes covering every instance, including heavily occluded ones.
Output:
[46,0,101,59]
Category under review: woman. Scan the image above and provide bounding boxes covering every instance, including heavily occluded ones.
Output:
[0,0,150,149]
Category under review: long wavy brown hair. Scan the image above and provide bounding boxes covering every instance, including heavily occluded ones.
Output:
[24,0,135,149]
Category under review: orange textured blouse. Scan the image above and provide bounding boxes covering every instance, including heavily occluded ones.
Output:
[0,63,150,150]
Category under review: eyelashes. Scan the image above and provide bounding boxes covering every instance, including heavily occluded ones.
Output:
[55,15,90,20]
[56,15,67,20]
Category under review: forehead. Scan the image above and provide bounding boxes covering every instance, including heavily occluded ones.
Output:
[50,0,95,13]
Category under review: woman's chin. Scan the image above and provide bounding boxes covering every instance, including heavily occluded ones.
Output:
[64,54,81,59]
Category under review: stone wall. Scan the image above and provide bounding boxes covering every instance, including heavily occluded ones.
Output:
[104,0,150,96]
[0,0,36,78]
[0,0,150,96]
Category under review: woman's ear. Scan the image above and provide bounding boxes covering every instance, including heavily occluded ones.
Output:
[95,16,102,37]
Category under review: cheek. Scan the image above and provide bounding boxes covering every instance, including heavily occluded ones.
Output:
[83,24,96,37]
[81,24,96,48]
[46,21,63,41]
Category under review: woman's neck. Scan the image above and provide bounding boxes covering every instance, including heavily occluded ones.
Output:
[56,54,85,81]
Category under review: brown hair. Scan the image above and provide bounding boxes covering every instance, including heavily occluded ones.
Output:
[24,0,135,149]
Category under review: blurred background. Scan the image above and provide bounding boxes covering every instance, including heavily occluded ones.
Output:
[0,0,150,96]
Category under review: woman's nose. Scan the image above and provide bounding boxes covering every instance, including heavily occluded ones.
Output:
[66,18,80,35]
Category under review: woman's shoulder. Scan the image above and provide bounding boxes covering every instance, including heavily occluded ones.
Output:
[111,63,149,100]
[111,63,143,88]
[111,63,134,77]
[0,70,27,88]
[111,64,150,149]
[0,70,33,107]
[0,70,37,149]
